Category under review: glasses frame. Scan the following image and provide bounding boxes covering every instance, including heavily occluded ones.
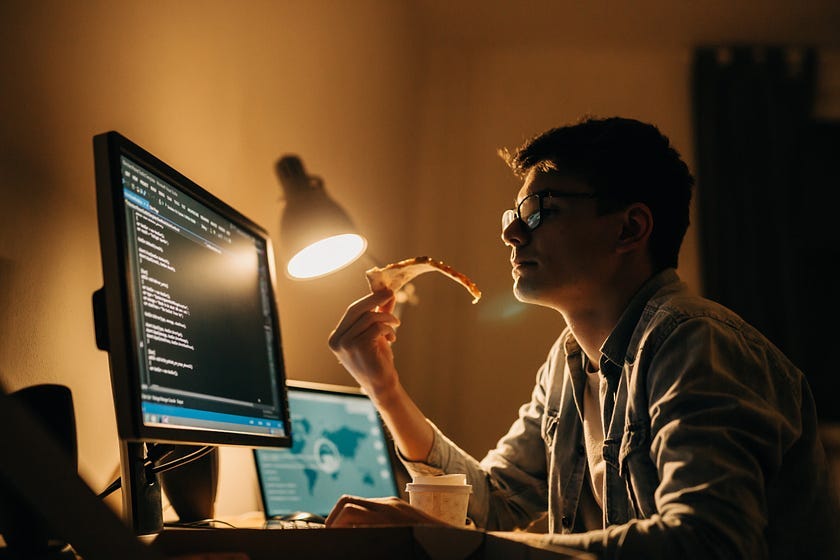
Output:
[502,190,598,232]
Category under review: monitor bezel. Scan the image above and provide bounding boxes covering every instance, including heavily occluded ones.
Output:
[94,131,292,449]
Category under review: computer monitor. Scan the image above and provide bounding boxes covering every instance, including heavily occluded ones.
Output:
[92,131,292,534]
[254,381,403,520]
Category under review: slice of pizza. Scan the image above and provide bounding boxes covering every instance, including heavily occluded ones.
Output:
[365,256,481,304]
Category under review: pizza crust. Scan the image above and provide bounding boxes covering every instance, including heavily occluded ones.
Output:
[365,256,481,304]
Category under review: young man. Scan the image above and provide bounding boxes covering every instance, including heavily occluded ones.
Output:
[326,117,840,558]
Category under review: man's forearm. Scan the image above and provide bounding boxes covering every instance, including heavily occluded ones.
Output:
[368,380,434,462]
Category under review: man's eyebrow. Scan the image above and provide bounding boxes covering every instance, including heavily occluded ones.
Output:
[514,191,540,206]
[515,190,544,205]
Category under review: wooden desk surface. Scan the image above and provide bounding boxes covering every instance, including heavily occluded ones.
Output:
[152,525,594,560]
[153,525,483,560]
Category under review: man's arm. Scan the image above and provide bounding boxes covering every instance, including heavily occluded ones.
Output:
[327,288,433,461]
[328,289,553,531]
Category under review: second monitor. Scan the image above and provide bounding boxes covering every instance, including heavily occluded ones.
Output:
[254,381,404,522]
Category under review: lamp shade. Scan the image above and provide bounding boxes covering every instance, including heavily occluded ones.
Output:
[276,155,367,279]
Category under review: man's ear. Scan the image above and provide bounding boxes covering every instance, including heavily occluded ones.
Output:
[616,203,652,253]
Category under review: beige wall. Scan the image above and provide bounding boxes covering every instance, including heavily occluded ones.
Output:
[1,1,838,517]
[0,0,421,513]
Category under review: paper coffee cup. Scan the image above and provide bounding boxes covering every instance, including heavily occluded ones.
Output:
[406,474,472,526]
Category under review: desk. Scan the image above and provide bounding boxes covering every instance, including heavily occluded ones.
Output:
[152,526,593,560]
[0,395,592,560]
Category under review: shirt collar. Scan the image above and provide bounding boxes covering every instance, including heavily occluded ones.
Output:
[599,268,681,372]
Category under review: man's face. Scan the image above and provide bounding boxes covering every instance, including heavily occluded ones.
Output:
[501,170,622,310]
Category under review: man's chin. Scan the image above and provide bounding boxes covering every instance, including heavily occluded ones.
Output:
[513,281,541,304]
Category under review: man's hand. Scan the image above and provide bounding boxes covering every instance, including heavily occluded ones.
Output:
[328,288,435,463]
[328,289,401,396]
[326,495,446,528]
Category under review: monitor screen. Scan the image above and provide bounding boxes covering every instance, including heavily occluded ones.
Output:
[93,131,292,449]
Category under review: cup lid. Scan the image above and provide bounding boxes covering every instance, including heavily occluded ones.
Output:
[412,474,467,485]
[405,483,472,494]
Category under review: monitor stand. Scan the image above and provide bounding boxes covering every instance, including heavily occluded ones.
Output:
[120,440,164,536]
[94,289,165,536]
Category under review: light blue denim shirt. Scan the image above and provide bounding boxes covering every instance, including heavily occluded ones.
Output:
[402,269,840,559]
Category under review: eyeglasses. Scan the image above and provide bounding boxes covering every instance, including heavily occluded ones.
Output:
[502,190,598,232]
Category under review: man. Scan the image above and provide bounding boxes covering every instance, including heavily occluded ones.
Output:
[326,117,840,558]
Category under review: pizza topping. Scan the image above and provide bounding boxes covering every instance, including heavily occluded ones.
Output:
[365,256,481,304]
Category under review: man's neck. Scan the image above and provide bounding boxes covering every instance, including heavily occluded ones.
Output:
[561,266,654,367]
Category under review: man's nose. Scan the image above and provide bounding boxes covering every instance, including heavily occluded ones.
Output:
[501,218,529,247]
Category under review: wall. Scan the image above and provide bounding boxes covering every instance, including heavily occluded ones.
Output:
[0,0,420,514]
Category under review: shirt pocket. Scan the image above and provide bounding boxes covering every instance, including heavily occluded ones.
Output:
[619,422,658,518]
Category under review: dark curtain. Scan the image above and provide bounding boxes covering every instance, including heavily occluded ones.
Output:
[692,46,840,421]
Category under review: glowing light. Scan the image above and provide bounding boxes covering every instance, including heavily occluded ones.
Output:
[286,233,366,279]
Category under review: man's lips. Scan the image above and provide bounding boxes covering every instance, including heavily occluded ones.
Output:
[511,258,538,274]
[512,252,537,266]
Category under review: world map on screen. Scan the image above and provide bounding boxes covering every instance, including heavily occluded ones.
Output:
[256,389,398,517]
[290,418,373,493]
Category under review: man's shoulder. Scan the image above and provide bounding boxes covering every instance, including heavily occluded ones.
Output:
[646,283,747,332]
[640,285,790,365]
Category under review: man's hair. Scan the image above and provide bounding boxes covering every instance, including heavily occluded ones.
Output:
[500,116,694,270]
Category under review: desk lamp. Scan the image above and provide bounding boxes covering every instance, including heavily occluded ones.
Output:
[275,156,419,319]
[276,156,367,279]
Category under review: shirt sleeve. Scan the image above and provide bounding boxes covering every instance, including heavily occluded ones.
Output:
[398,361,552,530]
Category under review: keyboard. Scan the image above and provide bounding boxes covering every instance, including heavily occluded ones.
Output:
[265,517,326,529]
[265,518,326,529]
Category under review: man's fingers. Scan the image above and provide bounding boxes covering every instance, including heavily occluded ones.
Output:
[336,313,399,351]
[328,290,396,351]
[326,496,397,526]
[377,294,397,314]
[326,503,370,528]
[325,495,358,525]
[329,303,399,353]
[325,495,446,528]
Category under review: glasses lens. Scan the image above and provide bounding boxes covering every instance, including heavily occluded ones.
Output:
[519,195,541,231]
[502,209,517,230]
